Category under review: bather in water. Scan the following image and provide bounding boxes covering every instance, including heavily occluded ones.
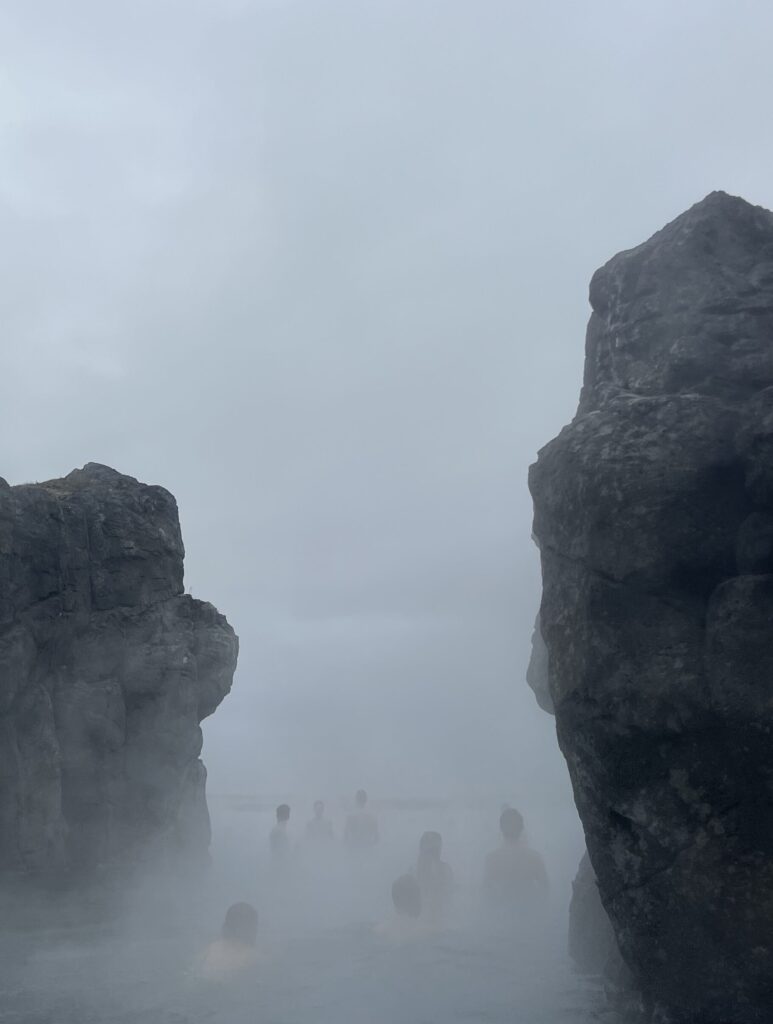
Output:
[305,800,335,842]
[483,807,548,911]
[416,831,453,925]
[376,874,427,942]
[269,803,292,865]
[344,789,379,849]
[200,903,259,982]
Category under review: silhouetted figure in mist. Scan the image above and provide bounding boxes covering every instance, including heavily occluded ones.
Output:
[416,830,453,923]
[483,807,548,908]
[344,789,379,848]
[377,874,424,941]
[201,902,259,981]
[270,803,291,862]
[305,800,334,842]
[393,873,422,919]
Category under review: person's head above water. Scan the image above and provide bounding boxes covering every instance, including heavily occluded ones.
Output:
[418,830,443,862]
[391,874,422,919]
[313,800,324,818]
[499,807,524,843]
[355,789,368,808]
[276,803,290,823]
[222,902,258,946]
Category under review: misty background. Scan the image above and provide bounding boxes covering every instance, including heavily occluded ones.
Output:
[2,0,773,813]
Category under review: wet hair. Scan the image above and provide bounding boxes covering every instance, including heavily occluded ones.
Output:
[499,807,524,841]
[276,803,290,822]
[222,902,258,945]
[313,800,324,816]
[355,789,368,807]
[418,830,442,860]
[391,874,422,918]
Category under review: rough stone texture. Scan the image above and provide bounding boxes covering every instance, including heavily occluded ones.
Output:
[529,192,773,1023]
[528,616,626,980]
[528,615,624,979]
[568,852,625,979]
[526,614,553,713]
[0,464,238,876]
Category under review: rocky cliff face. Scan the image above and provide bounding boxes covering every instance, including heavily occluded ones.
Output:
[529,192,773,1023]
[0,464,238,877]
[568,852,624,980]
[528,615,625,981]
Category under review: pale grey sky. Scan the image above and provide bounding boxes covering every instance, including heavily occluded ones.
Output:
[2,0,773,801]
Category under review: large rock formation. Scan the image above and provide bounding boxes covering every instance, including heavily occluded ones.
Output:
[526,614,553,713]
[529,192,773,1023]
[568,851,623,978]
[528,614,625,981]
[0,464,238,877]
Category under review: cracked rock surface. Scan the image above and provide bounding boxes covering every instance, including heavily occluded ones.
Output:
[0,464,238,876]
[529,192,773,1023]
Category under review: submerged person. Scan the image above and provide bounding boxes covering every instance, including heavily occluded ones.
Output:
[377,874,425,941]
[344,789,379,849]
[305,800,335,842]
[416,831,453,924]
[270,803,292,863]
[483,807,548,908]
[200,903,259,981]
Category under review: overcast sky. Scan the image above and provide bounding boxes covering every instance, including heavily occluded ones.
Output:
[2,1,773,805]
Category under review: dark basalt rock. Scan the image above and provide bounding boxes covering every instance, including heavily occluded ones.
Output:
[529,193,773,1023]
[0,464,238,876]
[569,852,625,981]
[526,614,553,713]
[527,616,626,982]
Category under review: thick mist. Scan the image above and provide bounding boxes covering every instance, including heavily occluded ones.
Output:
[2,1,773,1022]
[2,797,597,1023]
[3,0,773,805]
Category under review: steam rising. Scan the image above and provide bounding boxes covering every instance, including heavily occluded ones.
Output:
[2,0,773,1021]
